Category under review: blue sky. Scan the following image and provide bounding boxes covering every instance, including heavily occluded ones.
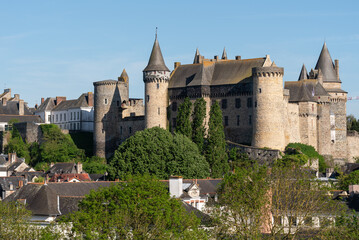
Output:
[1,0,359,116]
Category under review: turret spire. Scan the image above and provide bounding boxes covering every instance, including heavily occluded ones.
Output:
[193,48,201,64]
[315,42,338,82]
[298,64,308,81]
[222,47,227,60]
[143,33,169,72]
[118,69,129,83]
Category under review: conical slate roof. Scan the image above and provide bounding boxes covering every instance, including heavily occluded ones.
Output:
[143,37,169,72]
[222,47,227,60]
[298,64,309,80]
[118,69,129,82]
[315,42,339,82]
[193,48,201,64]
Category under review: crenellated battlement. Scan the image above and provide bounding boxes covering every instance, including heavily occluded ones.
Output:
[252,67,284,77]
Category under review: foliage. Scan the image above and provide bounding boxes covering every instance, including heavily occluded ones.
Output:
[34,176,45,183]
[83,156,108,174]
[62,175,206,239]
[347,114,359,132]
[38,124,85,164]
[108,127,210,180]
[205,101,229,178]
[70,132,93,157]
[212,163,270,239]
[338,170,359,191]
[5,126,30,162]
[191,98,206,152]
[176,97,192,138]
[283,143,327,172]
[0,201,62,239]
[319,213,359,240]
[228,148,253,171]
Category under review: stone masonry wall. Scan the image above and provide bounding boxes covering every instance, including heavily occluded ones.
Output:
[347,131,359,163]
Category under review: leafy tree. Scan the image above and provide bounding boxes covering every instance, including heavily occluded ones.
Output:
[5,126,30,162]
[212,163,270,239]
[108,127,210,180]
[62,175,206,239]
[205,101,229,178]
[83,156,107,174]
[319,213,359,239]
[338,170,359,191]
[228,148,253,171]
[0,201,61,239]
[191,98,206,152]
[176,97,192,138]
[38,124,85,163]
[347,114,359,132]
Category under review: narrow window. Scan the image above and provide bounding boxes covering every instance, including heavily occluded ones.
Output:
[172,102,177,112]
[60,114,62,122]
[129,127,132,134]
[255,101,257,108]
[158,107,160,115]
[71,112,72,120]
[146,95,150,102]
[312,104,314,111]
[247,98,252,108]
[259,88,262,93]
[64,114,66,121]
[77,112,80,120]
[224,116,228,126]
[237,115,240,126]
[157,83,160,89]
[235,98,241,108]
[56,115,58,122]
[120,126,123,135]
[48,115,51,122]
[104,98,108,105]
[222,99,227,109]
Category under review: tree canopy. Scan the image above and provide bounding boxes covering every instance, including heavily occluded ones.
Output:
[108,127,210,180]
[191,98,206,153]
[175,97,192,138]
[63,175,205,239]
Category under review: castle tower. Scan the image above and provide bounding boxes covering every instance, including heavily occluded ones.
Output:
[143,35,170,129]
[252,65,285,150]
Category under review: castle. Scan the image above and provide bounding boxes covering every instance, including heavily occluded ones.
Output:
[94,36,358,164]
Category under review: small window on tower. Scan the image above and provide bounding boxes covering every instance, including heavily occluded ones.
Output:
[235,98,241,108]
[158,107,160,115]
[247,98,253,108]
[147,95,150,102]
[222,99,227,109]
[259,88,262,93]
[157,83,160,89]
[104,98,108,105]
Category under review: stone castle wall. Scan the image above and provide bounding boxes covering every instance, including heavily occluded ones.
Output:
[347,131,359,163]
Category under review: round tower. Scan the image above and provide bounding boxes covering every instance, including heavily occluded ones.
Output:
[143,35,170,129]
[252,66,285,150]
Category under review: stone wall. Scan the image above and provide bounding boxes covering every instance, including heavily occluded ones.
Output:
[347,131,359,163]
[227,141,281,165]
[13,122,42,144]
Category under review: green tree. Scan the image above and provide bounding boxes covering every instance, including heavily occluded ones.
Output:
[347,114,359,132]
[83,156,108,174]
[320,213,359,240]
[205,101,229,178]
[62,175,206,239]
[212,163,270,239]
[176,97,192,138]
[108,127,210,180]
[38,124,85,164]
[5,126,30,162]
[0,201,61,239]
[191,98,206,152]
[338,170,359,191]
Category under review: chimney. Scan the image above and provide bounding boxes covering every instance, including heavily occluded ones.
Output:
[335,59,339,80]
[326,168,334,178]
[174,62,181,69]
[9,182,14,191]
[55,96,66,105]
[169,176,183,198]
[9,152,17,164]
[2,98,7,106]
[14,94,20,100]
[76,162,83,173]
[235,56,241,60]
[19,180,23,188]
[87,92,93,107]
[18,100,24,115]
[214,55,219,61]
[41,98,45,104]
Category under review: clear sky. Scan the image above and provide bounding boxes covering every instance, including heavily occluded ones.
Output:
[1,0,359,116]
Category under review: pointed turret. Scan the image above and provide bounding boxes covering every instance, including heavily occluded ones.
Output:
[221,47,227,60]
[118,69,129,83]
[315,42,339,82]
[193,48,201,64]
[298,64,309,80]
[143,36,169,72]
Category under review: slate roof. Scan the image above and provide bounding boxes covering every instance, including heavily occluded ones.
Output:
[0,101,33,115]
[169,58,266,88]
[315,42,339,83]
[284,80,330,102]
[0,176,25,191]
[298,64,309,80]
[0,114,43,123]
[143,37,169,72]
[52,93,92,112]
[13,171,45,182]
[49,173,91,182]
[4,182,115,216]
[7,162,23,172]
[35,97,56,113]
[46,163,77,175]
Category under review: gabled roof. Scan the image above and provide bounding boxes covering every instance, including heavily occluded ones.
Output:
[143,37,169,72]
[284,80,330,102]
[52,93,92,112]
[49,173,91,182]
[315,42,339,83]
[0,101,33,115]
[35,98,56,113]
[0,176,24,191]
[46,163,77,174]
[298,64,309,80]
[170,58,266,88]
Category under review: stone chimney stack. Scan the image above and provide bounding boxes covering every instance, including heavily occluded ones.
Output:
[335,59,339,80]
[18,100,24,115]
[41,98,45,104]
[55,97,66,105]
[2,98,7,106]
[169,176,183,198]
[14,94,20,100]
[174,62,181,69]
[76,162,83,173]
[8,152,17,164]
[87,92,94,107]
[235,56,242,60]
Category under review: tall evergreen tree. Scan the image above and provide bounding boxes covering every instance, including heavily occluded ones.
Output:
[175,97,192,138]
[191,98,206,152]
[205,101,229,178]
